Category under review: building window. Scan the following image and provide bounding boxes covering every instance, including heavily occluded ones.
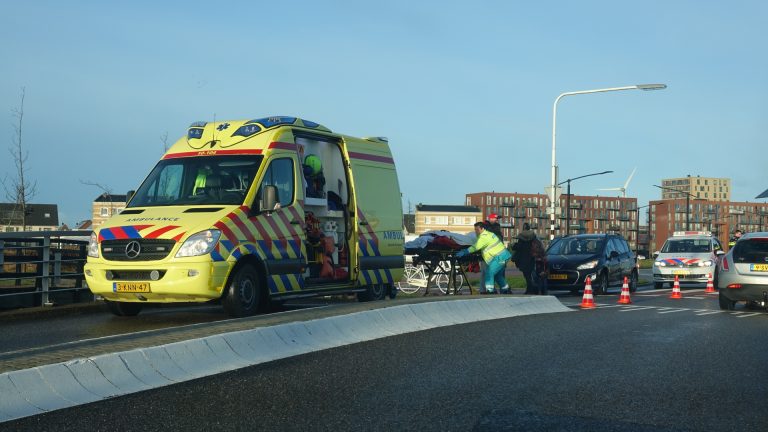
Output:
[100,207,109,217]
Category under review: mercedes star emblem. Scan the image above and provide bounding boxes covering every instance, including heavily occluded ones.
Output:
[125,241,141,259]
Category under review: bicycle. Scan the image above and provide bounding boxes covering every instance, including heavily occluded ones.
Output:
[396,261,466,295]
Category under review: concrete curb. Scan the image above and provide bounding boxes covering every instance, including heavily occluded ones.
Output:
[0,296,570,423]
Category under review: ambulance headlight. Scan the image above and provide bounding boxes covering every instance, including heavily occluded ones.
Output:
[699,260,714,267]
[176,230,221,258]
[88,232,100,258]
[655,261,667,267]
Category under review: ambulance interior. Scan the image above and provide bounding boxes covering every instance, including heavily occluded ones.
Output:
[296,136,351,283]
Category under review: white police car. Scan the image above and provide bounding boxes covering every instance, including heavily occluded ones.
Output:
[653,231,725,289]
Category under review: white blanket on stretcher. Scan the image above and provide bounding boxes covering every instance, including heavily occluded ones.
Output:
[404,230,477,249]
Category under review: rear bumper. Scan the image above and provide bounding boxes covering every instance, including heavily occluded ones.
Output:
[719,284,768,302]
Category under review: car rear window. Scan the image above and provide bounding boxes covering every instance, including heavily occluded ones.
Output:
[732,239,768,264]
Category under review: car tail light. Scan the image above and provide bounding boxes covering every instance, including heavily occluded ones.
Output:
[721,256,730,272]
[727,284,742,289]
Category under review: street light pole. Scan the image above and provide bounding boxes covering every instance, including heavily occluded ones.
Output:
[550,83,666,240]
[558,170,613,236]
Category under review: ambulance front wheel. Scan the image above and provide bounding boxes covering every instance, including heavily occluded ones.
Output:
[222,265,262,317]
[106,300,143,317]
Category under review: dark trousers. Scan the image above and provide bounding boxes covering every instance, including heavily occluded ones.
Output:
[521,266,535,294]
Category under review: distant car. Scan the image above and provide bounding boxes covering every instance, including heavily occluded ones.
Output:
[545,234,637,295]
[652,231,724,289]
[717,232,768,310]
[637,254,646,261]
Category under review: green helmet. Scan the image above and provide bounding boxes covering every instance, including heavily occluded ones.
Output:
[304,155,322,175]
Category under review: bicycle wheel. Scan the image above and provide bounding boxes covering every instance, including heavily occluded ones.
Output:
[397,281,421,295]
[435,274,449,294]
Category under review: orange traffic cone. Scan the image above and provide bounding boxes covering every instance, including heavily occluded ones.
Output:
[670,275,683,299]
[705,273,716,293]
[618,276,632,304]
[580,277,596,309]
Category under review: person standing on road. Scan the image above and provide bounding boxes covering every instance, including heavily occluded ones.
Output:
[485,213,503,242]
[457,222,511,294]
[511,222,536,294]
[530,235,548,295]
[728,229,743,249]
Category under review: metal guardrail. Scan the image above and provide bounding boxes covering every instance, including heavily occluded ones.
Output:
[0,230,93,309]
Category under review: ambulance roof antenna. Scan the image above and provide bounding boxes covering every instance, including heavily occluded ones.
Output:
[210,113,217,148]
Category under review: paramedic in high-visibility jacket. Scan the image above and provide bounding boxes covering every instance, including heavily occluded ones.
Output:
[457,222,512,294]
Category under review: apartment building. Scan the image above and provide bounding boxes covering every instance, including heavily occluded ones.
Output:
[465,192,639,248]
[660,175,730,201]
[414,204,482,235]
[649,199,768,251]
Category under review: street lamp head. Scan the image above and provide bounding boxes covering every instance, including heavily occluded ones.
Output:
[636,83,667,91]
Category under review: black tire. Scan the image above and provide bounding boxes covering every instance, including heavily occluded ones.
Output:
[654,282,665,290]
[629,271,638,293]
[222,265,262,317]
[595,273,608,295]
[357,284,386,302]
[718,292,736,310]
[106,301,143,317]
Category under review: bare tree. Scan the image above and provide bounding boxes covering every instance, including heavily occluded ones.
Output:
[80,180,117,223]
[160,131,169,153]
[2,87,37,230]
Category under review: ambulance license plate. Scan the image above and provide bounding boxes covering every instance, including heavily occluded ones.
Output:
[113,282,151,293]
[750,264,768,272]
[672,270,689,275]
[548,274,568,280]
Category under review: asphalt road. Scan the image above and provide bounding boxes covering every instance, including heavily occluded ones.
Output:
[5,284,767,431]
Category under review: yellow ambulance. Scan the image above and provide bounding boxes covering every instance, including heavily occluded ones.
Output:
[84,116,404,317]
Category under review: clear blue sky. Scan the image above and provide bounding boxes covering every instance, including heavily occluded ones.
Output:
[1,0,766,226]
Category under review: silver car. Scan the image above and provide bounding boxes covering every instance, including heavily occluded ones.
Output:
[717,232,768,310]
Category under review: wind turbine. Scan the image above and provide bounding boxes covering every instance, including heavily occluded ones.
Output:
[599,168,636,198]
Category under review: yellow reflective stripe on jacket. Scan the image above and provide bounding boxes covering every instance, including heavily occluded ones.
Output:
[468,230,505,264]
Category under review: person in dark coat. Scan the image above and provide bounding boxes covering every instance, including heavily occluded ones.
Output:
[511,222,536,294]
[530,235,548,295]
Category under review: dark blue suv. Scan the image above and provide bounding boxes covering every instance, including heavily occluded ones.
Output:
[545,234,637,295]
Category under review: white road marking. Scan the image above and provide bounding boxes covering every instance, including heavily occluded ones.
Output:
[736,313,764,318]
[658,309,688,314]
[619,306,657,312]
[695,311,724,315]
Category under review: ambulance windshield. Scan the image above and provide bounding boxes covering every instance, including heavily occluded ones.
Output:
[128,155,263,207]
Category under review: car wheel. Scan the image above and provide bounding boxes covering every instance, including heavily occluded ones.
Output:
[654,282,665,290]
[718,291,736,311]
[629,271,638,293]
[595,273,608,295]
[106,301,143,317]
[222,265,262,317]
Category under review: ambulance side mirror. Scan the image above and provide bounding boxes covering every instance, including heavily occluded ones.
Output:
[653,251,660,258]
[261,185,278,213]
